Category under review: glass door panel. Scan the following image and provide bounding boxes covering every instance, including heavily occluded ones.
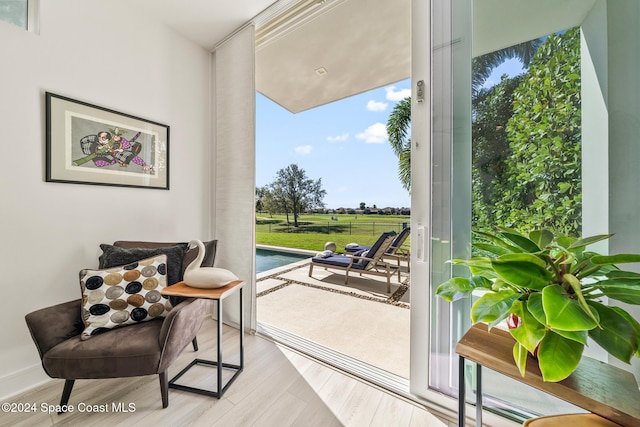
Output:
[425,0,629,420]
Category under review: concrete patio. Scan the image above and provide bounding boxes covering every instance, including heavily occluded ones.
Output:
[256,256,411,378]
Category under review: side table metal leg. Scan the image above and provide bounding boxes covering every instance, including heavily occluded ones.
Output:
[476,363,482,427]
[166,283,245,400]
[459,356,465,427]
[239,288,244,369]
[217,298,223,396]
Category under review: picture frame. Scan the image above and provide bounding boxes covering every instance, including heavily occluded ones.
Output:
[46,92,169,190]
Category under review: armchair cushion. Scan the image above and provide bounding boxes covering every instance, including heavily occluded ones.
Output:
[30,297,203,380]
[80,254,171,340]
[44,318,164,378]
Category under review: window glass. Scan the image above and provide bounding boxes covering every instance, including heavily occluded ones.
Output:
[426,0,632,422]
[0,0,28,29]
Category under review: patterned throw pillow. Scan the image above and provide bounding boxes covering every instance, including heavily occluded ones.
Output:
[79,254,171,340]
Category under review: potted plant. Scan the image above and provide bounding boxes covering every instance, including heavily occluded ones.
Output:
[436,228,640,382]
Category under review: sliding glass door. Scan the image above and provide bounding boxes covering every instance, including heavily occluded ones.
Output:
[413,0,640,422]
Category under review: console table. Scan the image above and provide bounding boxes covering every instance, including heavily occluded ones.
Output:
[456,323,640,427]
[161,280,245,398]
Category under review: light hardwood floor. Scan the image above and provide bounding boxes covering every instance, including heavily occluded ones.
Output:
[3,318,450,427]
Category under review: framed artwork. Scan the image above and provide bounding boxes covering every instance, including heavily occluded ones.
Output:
[46,92,169,189]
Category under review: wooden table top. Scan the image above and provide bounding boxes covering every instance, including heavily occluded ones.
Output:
[456,323,640,427]
[161,280,244,300]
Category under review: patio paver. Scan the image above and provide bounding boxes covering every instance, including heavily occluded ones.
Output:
[257,260,410,378]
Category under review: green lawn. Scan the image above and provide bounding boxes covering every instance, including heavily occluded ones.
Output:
[256,213,410,251]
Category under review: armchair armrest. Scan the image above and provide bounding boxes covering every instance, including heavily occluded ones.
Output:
[158,297,208,372]
[25,299,83,359]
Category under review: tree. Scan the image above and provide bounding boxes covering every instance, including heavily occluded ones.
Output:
[472,39,541,97]
[492,27,582,235]
[256,186,283,217]
[268,164,326,227]
[472,74,524,228]
[255,186,266,212]
[387,97,412,192]
[359,202,366,210]
[386,39,542,194]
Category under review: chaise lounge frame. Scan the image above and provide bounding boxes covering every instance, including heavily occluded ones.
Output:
[308,231,401,293]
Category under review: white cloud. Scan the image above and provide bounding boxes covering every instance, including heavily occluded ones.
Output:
[356,123,388,144]
[385,85,411,101]
[295,145,313,155]
[366,100,388,112]
[327,133,349,142]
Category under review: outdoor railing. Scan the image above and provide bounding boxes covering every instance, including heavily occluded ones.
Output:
[256,221,408,235]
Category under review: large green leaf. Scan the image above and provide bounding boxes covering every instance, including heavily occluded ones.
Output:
[473,243,510,256]
[450,258,497,278]
[591,254,640,265]
[471,290,519,324]
[509,300,546,353]
[556,236,576,250]
[526,292,547,325]
[529,229,554,249]
[435,277,473,302]
[553,329,588,345]
[500,232,542,253]
[491,254,552,290]
[474,230,523,253]
[587,301,638,363]
[450,257,492,268]
[497,253,547,268]
[611,307,640,357]
[594,280,640,305]
[513,341,529,377]
[568,234,613,250]
[542,285,599,331]
[606,270,640,279]
[537,331,584,381]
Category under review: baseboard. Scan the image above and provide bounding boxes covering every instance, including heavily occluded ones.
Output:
[0,363,51,401]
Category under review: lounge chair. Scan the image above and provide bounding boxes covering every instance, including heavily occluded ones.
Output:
[345,227,410,271]
[309,231,400,293]
[345,227,410,255]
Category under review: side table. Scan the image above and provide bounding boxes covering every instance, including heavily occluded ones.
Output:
[161,280,245,398]
[456,323,640,427]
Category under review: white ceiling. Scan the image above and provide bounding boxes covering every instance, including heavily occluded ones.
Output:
[255,0,411,113]
[473,0,597,56]
[115,0,410,114]
[118,0,597,113]
[117,0,277,50]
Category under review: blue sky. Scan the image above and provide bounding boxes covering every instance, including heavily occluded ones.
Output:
[482,58,524,88]
[255,59,524,210]
[256,79,412,209]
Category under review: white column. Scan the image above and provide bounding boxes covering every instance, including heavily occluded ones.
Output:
[212,25,257,331]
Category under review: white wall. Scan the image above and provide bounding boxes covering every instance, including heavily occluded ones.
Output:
[606,0,640,380]
[0,0,212,398]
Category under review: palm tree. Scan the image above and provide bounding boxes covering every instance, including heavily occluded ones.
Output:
[472,39,541,97]
[386,96,412,191]
[386,39,542,192]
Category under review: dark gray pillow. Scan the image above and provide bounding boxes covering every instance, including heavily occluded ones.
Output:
[182,240,218,271]
[99,243,188,286]
[112,240,218,274]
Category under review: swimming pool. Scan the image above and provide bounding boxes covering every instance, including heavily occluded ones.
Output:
[256,248,310,273]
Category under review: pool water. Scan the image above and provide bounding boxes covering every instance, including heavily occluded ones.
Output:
[256,248,309,273]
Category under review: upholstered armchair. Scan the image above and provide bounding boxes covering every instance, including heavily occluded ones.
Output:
[25,297,207,409]
[24,239,217,410]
